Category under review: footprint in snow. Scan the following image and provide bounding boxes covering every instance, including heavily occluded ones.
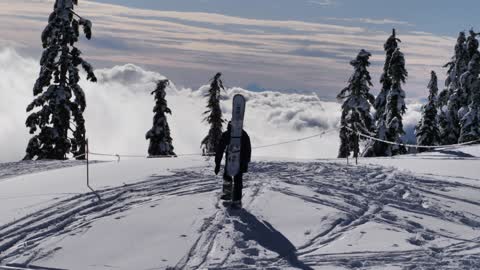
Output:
[242,257,256,265]
[381,212,398,221]
[408,237,425,246]
[407,220,424,229]
[349,260,363,268]
[235,241,248,249]
[421,233,435,241]
[243,248,259,256]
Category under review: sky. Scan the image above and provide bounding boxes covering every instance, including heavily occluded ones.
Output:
[93,0,479,36]
[0,0,453,161]
[0,0,476,99]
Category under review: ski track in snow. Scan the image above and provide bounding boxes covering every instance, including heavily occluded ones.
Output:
[0,161,479,269]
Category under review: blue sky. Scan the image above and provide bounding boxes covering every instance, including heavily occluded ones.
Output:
[0,0,476,99]
[93,0,478,36]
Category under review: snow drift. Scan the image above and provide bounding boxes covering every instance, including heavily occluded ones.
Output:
[0,146,479,269]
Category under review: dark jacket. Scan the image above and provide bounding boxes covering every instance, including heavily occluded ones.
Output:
[215,129,251,173]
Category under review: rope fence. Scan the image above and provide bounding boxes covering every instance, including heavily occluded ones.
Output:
[344,126,480,150]
[252,130,334,150]
[86,152,202,161]
[73,127,480,199]
[73,127,480,163]
[71,131,337,201]
[73,130,336,161]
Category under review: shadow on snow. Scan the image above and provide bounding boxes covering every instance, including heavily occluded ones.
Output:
[229,208,313,270]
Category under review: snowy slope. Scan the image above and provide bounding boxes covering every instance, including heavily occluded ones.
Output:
[0,147,479,269]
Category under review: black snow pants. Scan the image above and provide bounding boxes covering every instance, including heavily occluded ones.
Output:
[223,171,243,201]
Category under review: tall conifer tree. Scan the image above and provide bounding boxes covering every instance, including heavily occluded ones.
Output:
[337,50,375,158]
[459,54,480,143]
[24,0,96,160]
[438,31,470,144]
[146,80,176,157]
[384,48,408,156]
[364,29,406,157]
[415,71,439,151]
[374,29,400,121]
[201,73,225,155]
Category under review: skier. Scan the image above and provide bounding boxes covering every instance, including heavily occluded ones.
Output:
[215,121,251,208]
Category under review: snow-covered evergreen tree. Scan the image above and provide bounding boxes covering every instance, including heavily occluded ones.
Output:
[443,32,468,94]
[374,29,400,121]
[146,79,176,157]
[337,50,375,158]
[384,48,408,156]
[415,71,439,151]
[364,29,400,157]
[466,29,480,60]
[459,54,480,143]
[24,0,96,160]
[464,30,480,103]
[201,72,225,155]
[438,31,471,144]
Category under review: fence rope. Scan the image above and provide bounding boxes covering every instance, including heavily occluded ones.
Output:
[71,153,86,159]
[87,152,203,159]
[253,130,334,149]
[71,127,480,161]
[344,126,480,149]
[73,130,335,160]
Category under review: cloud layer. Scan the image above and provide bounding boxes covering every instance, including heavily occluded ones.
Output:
[0,0,456,99]
[0,48,423,162]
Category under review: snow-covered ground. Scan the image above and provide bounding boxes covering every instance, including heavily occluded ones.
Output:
[0,147,479,270]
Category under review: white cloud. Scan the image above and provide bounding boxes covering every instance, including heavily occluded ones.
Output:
[0,48,423,162]
[0,49,37,162]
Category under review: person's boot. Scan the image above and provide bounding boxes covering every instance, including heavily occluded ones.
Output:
[220,193,231,200]
[221,179,233,200]
[231,200,242,209]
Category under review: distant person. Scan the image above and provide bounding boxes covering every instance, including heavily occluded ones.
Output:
[215,122,251,208]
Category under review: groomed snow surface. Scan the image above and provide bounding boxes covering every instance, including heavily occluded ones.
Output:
[0,147,479,270]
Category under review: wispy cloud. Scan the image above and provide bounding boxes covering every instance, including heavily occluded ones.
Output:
[308,0,337,6]
[325,17,414,26]
[0,0,455,98]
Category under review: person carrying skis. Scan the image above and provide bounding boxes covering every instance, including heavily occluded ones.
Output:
[215,121,251,207]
